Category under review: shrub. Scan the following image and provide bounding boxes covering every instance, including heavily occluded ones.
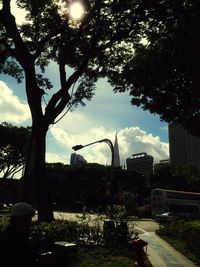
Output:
[157,219,185,238]
[30,220,80,253]
[182,221,200,255]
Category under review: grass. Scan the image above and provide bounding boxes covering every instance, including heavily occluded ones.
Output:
[159,235,200,266]
[71,246,152,267]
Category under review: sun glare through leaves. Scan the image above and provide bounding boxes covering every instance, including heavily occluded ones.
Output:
[69,1,85,20]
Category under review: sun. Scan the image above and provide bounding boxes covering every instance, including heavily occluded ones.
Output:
[69,2,85,20]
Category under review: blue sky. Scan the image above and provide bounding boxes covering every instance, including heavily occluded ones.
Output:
[0,1,169,169]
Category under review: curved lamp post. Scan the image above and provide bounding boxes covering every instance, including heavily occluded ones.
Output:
[72,138,114,219]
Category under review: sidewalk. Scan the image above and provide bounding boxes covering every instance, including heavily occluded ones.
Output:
[135,228,198,267]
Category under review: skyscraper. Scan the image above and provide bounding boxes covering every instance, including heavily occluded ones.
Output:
[113,132,120,167]
[168,123,200,169]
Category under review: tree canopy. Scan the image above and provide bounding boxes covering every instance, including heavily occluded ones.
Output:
[151,163,200,192]
[0,122,31,179]
[109,1,200,136]
[0,0,149,117]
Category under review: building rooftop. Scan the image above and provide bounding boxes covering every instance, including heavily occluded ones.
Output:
[129,152,152,159]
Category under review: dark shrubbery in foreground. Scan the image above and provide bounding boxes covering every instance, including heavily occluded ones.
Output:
[0,216,152,267]
[157,220,200,265]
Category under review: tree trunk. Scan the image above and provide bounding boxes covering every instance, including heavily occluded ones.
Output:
[21,123,54,222]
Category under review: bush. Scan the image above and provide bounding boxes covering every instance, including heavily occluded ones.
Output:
[158,219,185,238]
[182,221,200,255]
[30,220,80,253]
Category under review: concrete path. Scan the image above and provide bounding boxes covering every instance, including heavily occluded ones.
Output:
[135,228,198,267]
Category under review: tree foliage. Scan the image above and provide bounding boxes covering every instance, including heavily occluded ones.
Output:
[151,163,200,192]
[0,0,149,112]
[47,163,148,212]
[0,122,31,179]
[110,1,200,136]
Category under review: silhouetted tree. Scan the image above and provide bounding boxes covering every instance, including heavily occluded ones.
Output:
[111,1,200,136]
[0,122,30,179]
[151,163,200,192]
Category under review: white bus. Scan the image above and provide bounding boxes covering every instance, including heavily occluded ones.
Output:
[151,188,200,218]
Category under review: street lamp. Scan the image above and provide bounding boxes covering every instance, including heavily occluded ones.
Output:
[72,138,114,163]
[72,138,114,219]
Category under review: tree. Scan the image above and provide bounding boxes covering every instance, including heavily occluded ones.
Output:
[47,163,109,212]
[0,122,31,179]
[0,0,150,221]
[110,1,200,136]
[151,163,200,192]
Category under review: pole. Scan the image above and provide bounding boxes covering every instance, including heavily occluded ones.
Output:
[72,138,114,219]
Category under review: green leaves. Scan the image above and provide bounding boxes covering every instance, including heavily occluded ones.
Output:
[0,59,24,82]
[112,1,200,136]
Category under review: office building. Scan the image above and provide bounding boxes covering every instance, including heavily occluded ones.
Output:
[70,153,87,166]
[126,152,154,175]
[168,123,200,169]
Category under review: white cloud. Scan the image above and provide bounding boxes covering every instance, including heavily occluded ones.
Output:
[0,81,30,123]
[51,110,102,134]
[119,127,169,163]
[50,122,169,166]
[46,152,69,164]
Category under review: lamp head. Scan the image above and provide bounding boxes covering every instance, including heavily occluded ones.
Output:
[72,145,83,151]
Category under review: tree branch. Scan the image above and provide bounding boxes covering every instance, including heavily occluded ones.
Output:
[33,25,66,59]
[0,0,33,68]
[2,0,11,13]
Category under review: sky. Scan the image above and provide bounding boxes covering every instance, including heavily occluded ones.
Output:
[0,1,169,168]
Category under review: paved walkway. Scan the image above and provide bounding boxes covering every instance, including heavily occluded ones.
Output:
[135,228,198,267]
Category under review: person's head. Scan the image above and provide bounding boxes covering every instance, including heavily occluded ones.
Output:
[9,202,35,231]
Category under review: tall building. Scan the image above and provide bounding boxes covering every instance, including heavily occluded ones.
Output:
[113,132,121,167]
[70,153,87,166]
[126,152,154,175]
[168,123,200,169]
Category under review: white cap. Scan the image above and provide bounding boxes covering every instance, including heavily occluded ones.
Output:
[10,202,35,217]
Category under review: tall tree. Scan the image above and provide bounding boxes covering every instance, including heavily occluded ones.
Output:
[0,0,150,221]
[110,1,200,136]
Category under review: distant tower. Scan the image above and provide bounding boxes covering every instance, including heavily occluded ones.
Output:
[113,132,120,167]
